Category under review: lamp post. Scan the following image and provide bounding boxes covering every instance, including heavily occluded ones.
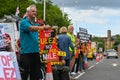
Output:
[62,3,64,17]
[43,0,46,21]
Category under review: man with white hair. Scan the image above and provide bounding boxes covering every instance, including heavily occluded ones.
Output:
[20,5,50,80]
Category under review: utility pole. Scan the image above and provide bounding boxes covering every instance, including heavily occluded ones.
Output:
[62,3,64,17]
[43,0,46,21]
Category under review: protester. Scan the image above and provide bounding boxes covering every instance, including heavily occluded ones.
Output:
[81,42,86,71]
[71,37,82,73]
[51,26,70,80]
[15,38,21,64]
[67,25,78,74]
[0,33,13,52]
[57,26,74,67]
[67,25,76,58]
[15,38,20,52]
[36,18,45,26]
[19,4,50,80]
[84,43,89,68]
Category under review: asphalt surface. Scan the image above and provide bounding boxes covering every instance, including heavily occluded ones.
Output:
[73,56,120,80]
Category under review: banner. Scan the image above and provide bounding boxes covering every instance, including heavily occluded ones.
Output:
[0,23,19,51]
[0,52,21,80]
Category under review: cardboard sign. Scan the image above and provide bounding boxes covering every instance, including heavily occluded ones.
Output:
[39,29,59,62]
[0,25,7,48]
[0,34,7,48]
[0,52,21,80]
[77,27,92,42]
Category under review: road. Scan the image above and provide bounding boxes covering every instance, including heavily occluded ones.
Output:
[75,57,120,80]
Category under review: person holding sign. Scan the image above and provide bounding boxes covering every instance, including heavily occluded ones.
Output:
[51,26,70,80]
[57,27,74,67]
[19,5,50,80]
[0,33,13,52]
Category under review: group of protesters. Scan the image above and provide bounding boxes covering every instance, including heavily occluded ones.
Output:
[0,4,91,80]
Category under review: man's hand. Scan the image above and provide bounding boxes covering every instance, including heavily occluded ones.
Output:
[61,60,66,65]
[44,25,51,30]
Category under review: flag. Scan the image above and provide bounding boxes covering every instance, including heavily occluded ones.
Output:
[15,7,19,16]
[23,12,28,18]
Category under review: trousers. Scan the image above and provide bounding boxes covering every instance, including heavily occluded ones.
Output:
[52,65,70,80]
[20,53,43,80]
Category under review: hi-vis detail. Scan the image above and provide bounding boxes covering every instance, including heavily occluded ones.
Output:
[57,51,66,56]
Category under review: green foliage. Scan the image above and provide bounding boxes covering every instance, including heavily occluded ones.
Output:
[0,0,71,28]
[0,0,17,17]
[113,34,120,50]
[92,36,104,50]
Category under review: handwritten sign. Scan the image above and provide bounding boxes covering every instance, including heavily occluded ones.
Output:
[0,25,7,48]
[0,52,16,80]
[0,52,21,80]
[77,27,92,42]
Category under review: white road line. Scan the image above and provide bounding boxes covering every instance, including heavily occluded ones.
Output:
[74,72,85,79]
[88,65,95,70]
[112,63,118,67]
[74,58,104,79]
[96,62,99,64]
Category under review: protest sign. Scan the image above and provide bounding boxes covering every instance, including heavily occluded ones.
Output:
[39,29,59,62]
[0,25,7,48]
[0,52,21,80]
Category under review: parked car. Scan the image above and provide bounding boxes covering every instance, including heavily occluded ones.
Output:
[103,50,108,56]
[106,49,118,59]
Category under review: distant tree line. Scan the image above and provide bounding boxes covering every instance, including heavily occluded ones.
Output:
[113,34,120,51]
[92,34,120,51]
[0,0,71,28]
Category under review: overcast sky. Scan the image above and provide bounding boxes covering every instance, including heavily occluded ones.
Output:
[51,0,120,37]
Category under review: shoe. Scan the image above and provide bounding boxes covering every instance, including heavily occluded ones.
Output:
[71,72,76,75]
[77,71,81,74]
[81,70,85,72]
[70,76,76,80]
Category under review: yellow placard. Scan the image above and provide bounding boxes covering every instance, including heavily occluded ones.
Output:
[57,51,66,56]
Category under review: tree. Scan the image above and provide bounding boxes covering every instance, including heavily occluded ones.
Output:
[0,0,71,28]
[92,36,104,51]
[113,34,120,51]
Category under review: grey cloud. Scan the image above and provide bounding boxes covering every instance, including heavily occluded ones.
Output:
[51,0,120,9]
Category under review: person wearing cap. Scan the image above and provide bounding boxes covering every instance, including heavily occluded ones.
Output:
[19,5,50,80]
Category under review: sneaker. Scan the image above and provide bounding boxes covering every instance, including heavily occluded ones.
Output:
[70,76,76,80]
[71,72,76,75]
[77,71,81,74]
[81,70,85,72]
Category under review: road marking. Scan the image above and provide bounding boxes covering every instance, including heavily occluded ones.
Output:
[74,72,85,79]
[96,62,99,64]
[88,65,95,70]
[112,63,118,67]
[74,58,104,79]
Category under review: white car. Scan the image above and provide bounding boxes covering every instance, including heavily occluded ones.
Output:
[106,49,118,59]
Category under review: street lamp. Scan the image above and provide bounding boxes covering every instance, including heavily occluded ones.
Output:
[62,3,64,17]
[36,0,45,21]
[43,0,46,21]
